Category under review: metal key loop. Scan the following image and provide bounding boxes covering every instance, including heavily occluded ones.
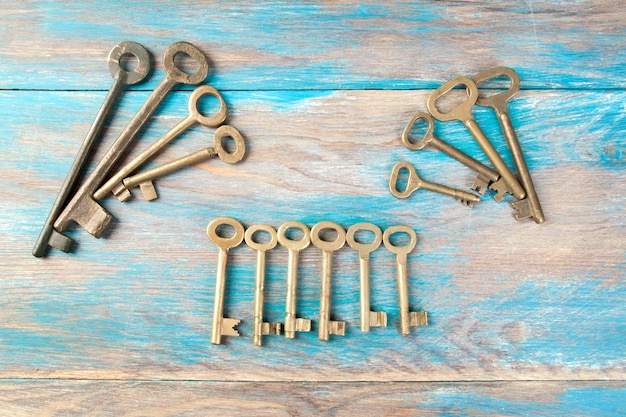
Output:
[207,216,245,345]
[33,41,151,257]
[277,221,312,339]
[95,84,228,201]
[472,66,545,223]
[346,222,386,332]
[55,41,209,239]
[245,224,281,346]
[311,221,347,341]
[382,225,427,335]
[426,76,526,200]
[389,161,480,206]
[402,111,499,195]
[121,124,246,201]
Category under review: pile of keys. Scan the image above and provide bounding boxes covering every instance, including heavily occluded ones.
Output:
[33,41,247,257]
[207,217,428,346]
[389,67,545,224]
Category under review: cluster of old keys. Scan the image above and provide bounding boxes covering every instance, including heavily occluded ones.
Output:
[207,217,428,346]
[32,41,246,257]
[389,67,545,224]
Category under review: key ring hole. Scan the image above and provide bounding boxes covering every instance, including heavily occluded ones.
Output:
[427,76,478,122]
[163,41,209,85]
[215,223,236,239]
[174,51,200,75]
[206,216,244,249]
[402,112,434,151]
[245,224,278,252]
[277,222,311,250]
[311,221,346,251]
[108,41,151,85]
[284,227,304,241]
[120,53,139,72]
[214,125,246,164]
[346,222,382,254]
[472,66,520,107]
[389,161,413,198]
[387,231,411,247]
[383,226,417,254]
[189,85,228,127]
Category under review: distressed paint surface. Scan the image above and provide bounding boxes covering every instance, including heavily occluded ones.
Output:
[0,0,624,414]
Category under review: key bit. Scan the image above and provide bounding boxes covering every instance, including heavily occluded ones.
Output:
[488,177,514,202]
[346,222,387,332]
[207,216,245,345]
[389,161,480,207]
[382,225,428,335]
[245,224,282,347]
[311,221,347,341]
[402,111,499,195]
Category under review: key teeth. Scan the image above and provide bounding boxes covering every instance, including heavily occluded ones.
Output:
[262,322,283,336]
[511,198,533,221]
[329,320,346,336]
[409,311,428,327]
[139,181,158,201]
[471,176,489,195]
[369,310,388,327]
[49,229,74,253]
[295,318,312,332]
[458,199,475,208]
[112,183,132,202]
[489,178,513,202]
[221,318,241,337]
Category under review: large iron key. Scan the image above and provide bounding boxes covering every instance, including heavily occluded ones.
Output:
[382,225,428,335]
[95,84,228,201]
[402,111,500,195]
[472,66,545,223]
[32,41,150,257]
[54,41,209,238]
[207,216,245,345]
[311,221,347,341]
[426,76,526,200]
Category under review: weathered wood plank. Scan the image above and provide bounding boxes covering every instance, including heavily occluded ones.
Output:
[0,380,624,416]
[2,1,625,90]
[0,89,623,381]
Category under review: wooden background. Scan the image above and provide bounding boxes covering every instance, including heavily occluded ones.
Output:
[1,1,624,415]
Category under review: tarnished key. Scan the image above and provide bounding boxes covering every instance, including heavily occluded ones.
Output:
[32,41,150,257]
[346,222,387,332]
[382,225,428,335]
[55,42,209,238]
[277,221,312,339]
[402,111,500,195]
[207,216,245,345]
[389,161,480,207]
[427,76,526,200]
[120,125,246,201]
[95,84,228,201]
[472,66,545,223]
[245,224,282,347]
[311,221,346,341]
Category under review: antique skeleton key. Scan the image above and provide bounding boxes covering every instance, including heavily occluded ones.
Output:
[472,66,545,223]
[120,125,245,201]
[346,222,387,332]
[427,76,526,201]
[33,41,150,257]
[402,111,500,195]
[382,225,428,335]
[277,222,312,339]
[245,224,282,346]
[55,42,209,239]
[311,221,347,341]
[389,161,480,207]
[207,217,245,345]
[95,84,228,201]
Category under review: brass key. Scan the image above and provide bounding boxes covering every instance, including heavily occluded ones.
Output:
[277,221,312,339]
[389,161,480,207]
[402,111,499,195]
[120,125,246,201]
[427,76,526,200]
[207,217,245,345]
[346,222,387,332]
[472,66,545,223]
[96,84,228,201]
[382,225,427,335]
[245,224,282,347]
[311,221,347,341]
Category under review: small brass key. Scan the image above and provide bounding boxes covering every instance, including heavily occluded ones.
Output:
[277,222,312,339]
[382,225,428,335]
[346,222,387,332]
[207,217,245,345]
[245,224,282,346]
[389,161,480,207]
[402,111,499,195]
[311,221,347,341]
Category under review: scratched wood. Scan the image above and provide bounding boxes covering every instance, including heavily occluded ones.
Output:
[0,0,624,414]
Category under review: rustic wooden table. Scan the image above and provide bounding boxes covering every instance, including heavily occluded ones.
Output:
[1,1,624,415]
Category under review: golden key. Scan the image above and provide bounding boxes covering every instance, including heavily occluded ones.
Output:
[346,222,387,332]
[382,225,428,335]
[207,217,245,345]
